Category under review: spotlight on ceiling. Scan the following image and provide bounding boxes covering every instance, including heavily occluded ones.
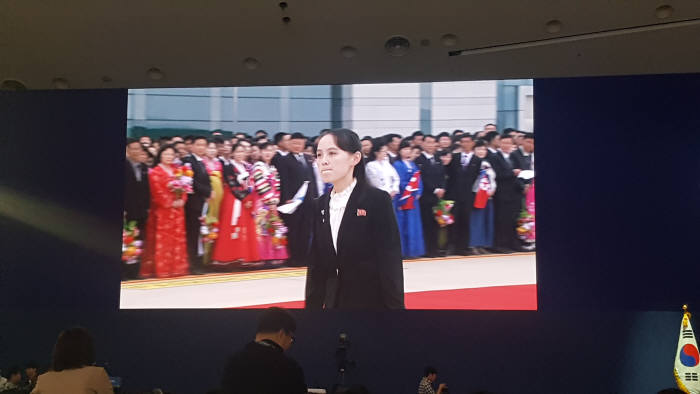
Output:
[385,36,410,57]
[243,57,261,70]
[0,79,27,91]
[340,46,358,58]
[655,5,673,19]
[441,34,458,47]
[147,68,164,80]
[52,78,69,89]
[545,20,563,33]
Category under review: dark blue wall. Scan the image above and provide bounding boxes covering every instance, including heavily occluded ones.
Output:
[1,75,699,394]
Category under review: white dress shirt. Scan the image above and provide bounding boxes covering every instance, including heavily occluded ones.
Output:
[191,153,204,161]
[329,178,357,252]
[460,151,474,166]
[365,159,400,195]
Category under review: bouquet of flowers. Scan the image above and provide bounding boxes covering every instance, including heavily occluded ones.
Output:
[433,199,455,227]
[199,217,219,245]
[122,220,143,264]
[517,209,536,244]
[168,163,194,198]
[256,207,288,249]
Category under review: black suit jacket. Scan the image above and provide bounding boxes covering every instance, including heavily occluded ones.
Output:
[445,152,482,203]
[305,182,405,309]
[279,153,318,203]
[182,155,212,205]
[414,153,446,206]
[124,160,150,220]
[511,149,533,171]
[492,152,523,202]
[221,340,306,394]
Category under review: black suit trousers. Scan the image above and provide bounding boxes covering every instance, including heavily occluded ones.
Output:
[450,200,472,253]
[185,197,205,270]
[494,198,521,250]
[420,198,439,256]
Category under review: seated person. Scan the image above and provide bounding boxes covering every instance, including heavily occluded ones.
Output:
[31,327,113,394]
[418,366,447,394]
[0,366,24,393]
[221,307,306,394]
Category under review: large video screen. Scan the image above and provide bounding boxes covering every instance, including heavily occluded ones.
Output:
[120,80,536,309]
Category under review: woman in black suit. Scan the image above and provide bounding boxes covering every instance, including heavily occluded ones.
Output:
[305,129,405,309]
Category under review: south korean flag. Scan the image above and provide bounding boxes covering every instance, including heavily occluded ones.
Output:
[675,305,700,394]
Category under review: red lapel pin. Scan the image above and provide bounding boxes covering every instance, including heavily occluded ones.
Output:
[356,209,366,216]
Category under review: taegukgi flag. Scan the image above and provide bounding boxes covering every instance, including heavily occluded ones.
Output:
[675,305,700,394]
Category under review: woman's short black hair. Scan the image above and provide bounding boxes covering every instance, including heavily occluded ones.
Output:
[315,128,366,184]
[474,139,487,148]
[256,307,297,335]
[154,144,177,166]
[51,327,95,372]
[398,138,412,151]
[258,142,272,150]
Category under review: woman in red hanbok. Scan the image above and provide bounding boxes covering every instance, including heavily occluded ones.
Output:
[140,145,190,278]
[212,143,260,264]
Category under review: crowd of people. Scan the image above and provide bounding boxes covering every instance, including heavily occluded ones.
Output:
[123,123,535,280]
[0,363,38,394]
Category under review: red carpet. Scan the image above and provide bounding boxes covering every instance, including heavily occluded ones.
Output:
[237,284,537,310]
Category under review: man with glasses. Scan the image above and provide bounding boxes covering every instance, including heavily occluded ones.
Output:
[221,307,306,394]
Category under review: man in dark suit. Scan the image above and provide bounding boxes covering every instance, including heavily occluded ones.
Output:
[279,132,319,266]
[360,136,373,164]
[483,131,501,162]
[221,308,306,394]
[384,133,402,164]
[182,136,212,274]
[414,135,446,258]
[445,133,482,255]
[511,132,534,171]
[124,138,150,280]
[491,134,524,253]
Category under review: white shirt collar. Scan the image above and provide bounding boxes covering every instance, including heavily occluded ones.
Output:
[519,146,531,156]
[331,178,357,202]
[488,147,497,153]
[422,152,434,160]
[192,153,204,161]
[388,151,397,157]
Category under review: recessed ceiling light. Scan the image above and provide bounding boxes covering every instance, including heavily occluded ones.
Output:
[655,5,673,19]
[440,34,458,47]
[545,20,562,33]
[385,36,410,57]
[340,46,358,58]
[147,68,164,80]
[52,78,69,89]
[0,79,27,91]
[243,57,261,70]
